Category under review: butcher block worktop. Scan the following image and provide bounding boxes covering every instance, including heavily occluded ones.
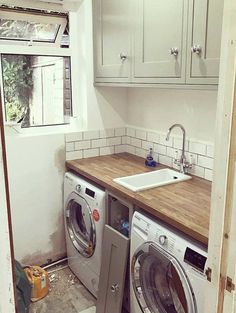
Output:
[66,153,211,245]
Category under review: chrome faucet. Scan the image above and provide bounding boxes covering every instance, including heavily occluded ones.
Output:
[166,124,192,173]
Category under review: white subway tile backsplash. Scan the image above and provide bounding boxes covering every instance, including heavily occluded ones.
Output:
[159,155,173,167]
[205,169,213,181]
[173,137,189,151]
[122,136,131,145]
[100,146,114,156]
[135,129,147,140]
[206,144,214,158]
[166,147,179,159]
[159,134,173,147]
[135,147,146,158]
[65,126,215,182]
[66,150,83,160]
[91,138,107,148]
[66,142,74,152]
[131,137,142,148]
[147,132,159,143]
[83,148,99,158]
[126,145,136,154]
[153,152,159,163]
[154,144,167,156]
[100,128,115,138]
[198,155,214,169]
[126,127,135,137]
[115,145,126,153]
[75,140,91,150]
[142,141,154,151]
[172,162,180,171]
[107,137,122,146]
[66,132,83,142]
[115,127,126,137]
[83,130,100,140]
[188,165,205,178]
[189,141,206,155]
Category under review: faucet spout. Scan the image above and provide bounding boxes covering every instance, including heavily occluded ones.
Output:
[166,124,189,173]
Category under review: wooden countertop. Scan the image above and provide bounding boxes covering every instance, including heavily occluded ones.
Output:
[66,153,211,245]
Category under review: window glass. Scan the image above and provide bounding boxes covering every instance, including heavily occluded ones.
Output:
[0,19,59,42]
[1,54,72,127]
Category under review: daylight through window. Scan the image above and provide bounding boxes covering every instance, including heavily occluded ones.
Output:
[1,54,72,127]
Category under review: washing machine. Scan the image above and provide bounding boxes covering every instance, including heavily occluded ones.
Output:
[64,172,106,297]
[130,211,208,313]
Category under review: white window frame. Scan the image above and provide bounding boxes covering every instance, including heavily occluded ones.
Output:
[0,45,74,131]
[0,9,67,47]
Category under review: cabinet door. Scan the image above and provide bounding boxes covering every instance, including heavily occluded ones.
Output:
[93,0,131,83]
[96,225,129,313]
[186,0,224,84]
[133,0,188,84]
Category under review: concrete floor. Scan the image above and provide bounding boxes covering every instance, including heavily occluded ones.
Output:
[29,267,96,313]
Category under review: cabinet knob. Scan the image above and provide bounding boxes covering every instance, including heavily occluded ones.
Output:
[111,283,119,293]
[119,53,127,61]
[191,45,202,55]
[170,47,179,56]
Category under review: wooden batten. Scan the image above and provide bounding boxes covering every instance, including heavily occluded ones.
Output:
[204,0,236,312]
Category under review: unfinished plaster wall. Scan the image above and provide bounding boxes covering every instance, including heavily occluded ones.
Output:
[0,141,15,312]
[5,133,66,265]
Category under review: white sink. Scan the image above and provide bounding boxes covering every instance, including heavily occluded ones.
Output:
[113,168,191,192]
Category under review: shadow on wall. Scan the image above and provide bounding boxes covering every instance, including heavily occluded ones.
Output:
[86,87,128,130]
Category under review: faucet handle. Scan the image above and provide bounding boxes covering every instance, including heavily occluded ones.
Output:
[184,161,192,169]
[174,159,181,166]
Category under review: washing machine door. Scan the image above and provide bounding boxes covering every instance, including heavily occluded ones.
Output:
[65,192,96,258]
[131,242,197,313]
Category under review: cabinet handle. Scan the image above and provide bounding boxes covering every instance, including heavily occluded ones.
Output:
[119,53,127,62]
[111,283,119,293]
[170,47,179,56]
[191,45,202,55]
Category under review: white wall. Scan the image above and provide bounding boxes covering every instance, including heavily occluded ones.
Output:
[74,0,128,131]
[5,133,66,265]
[0,141,15,313]
[127,88,218,142]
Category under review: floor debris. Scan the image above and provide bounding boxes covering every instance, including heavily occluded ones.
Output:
[29,266,95,313]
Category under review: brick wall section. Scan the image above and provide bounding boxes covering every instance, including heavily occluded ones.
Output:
[65,126,214,181]
[64,57,72,117]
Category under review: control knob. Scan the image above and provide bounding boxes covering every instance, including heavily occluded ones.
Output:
[159,235,168,246]
[76,184,81,192]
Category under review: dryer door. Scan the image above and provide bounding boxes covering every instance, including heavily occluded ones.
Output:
[131,242,197,313]
[65,192,96,258]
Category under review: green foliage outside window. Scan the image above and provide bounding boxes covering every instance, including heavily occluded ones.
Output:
[2,55,33,124]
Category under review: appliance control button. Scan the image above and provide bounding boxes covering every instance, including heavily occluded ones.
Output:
[159,235,168,245]
[76,184,81,192]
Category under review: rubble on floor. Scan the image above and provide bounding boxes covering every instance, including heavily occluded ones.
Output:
[29,266,96,313]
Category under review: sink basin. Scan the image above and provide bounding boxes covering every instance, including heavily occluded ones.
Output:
[113,168,191,192]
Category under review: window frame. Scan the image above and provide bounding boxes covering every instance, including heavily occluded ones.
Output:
[0,45,73,128]
[0,9,67,47]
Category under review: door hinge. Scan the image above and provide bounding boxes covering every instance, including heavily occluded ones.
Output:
[226,276,235,293]
[205,267,212,282]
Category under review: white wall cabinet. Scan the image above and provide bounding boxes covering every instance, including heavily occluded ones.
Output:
[186,0,224,84]
[93,0,131,83]
[93,0,223,85]
[133,0,188,84]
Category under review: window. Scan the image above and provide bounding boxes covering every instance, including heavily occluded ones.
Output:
[1,54,72,127]
[0,8,72,128]
[0,9,67,46]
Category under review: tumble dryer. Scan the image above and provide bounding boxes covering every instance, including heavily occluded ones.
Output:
[130,211,208,313]
[64,172,106,297]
